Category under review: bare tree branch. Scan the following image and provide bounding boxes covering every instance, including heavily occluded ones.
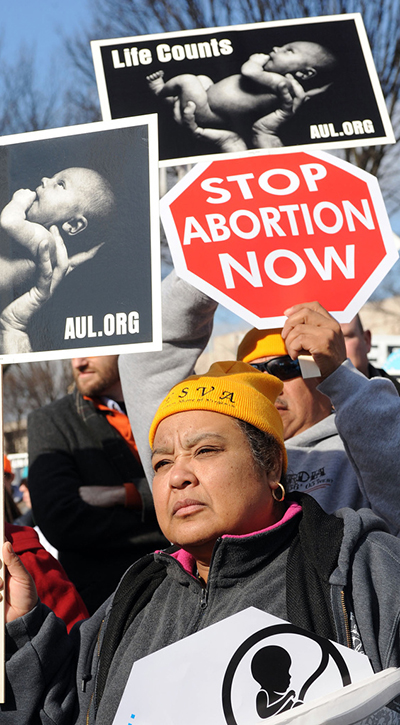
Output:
[3,360,74,425]
[64,0,400,214]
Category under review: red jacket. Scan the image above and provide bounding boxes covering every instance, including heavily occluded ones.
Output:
[5,523,89,632]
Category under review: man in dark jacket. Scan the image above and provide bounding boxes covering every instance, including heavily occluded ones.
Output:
[28,355,167,613]
[341,314,400,392]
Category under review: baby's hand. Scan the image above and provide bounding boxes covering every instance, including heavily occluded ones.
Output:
[0,188,36,233]
[248,53,270,68]
[0,188,44,254]
[10,188,36,213]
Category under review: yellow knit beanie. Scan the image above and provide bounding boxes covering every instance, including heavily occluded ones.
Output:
[149,360,287,471]
[237,328,287,364]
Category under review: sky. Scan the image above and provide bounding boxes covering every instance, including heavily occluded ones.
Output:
[0,0,247,334]
[1,0,91,70]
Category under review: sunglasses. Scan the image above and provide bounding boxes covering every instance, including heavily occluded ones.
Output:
[250,355,302,381]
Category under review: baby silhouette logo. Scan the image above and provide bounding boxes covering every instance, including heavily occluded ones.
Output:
[222,624,351,725]
[251,646,301,717]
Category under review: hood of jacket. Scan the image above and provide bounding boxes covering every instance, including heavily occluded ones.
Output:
[285,412,337,450]
[329,505,390,588]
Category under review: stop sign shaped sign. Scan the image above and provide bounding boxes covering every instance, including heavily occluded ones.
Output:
[160,150,397,327]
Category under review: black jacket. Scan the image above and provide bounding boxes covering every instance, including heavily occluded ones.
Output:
[28,390,167,613]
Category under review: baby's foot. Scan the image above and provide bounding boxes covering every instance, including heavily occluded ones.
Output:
[146,71,165,94]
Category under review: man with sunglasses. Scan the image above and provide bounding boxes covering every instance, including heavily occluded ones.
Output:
[119,273,400,535]
[341,314,400,393]
[235,301,400,531]
[237,328,333,442]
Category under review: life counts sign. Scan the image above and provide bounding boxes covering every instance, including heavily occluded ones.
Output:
[160,150,398,327]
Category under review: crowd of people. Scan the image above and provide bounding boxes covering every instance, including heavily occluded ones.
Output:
[0,9,397,719]
[1,266,400,724]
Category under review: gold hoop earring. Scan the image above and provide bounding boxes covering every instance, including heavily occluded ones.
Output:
[272,482,285,502]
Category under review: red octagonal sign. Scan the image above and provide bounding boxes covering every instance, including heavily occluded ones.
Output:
[160,150,398,327]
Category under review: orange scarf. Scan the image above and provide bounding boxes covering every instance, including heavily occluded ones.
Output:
[85,397,140,462]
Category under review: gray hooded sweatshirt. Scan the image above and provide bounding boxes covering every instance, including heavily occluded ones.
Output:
[4,274,400,723]
[119,271,400,534]
[3,499,400,724]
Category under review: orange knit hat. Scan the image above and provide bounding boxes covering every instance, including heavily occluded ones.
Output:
[149,360,287,471]
[237,328,287,364]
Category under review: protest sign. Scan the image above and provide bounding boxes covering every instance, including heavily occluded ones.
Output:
[91,14,394,167]
[110,607,389,725]
[160,148,398,327]
[0,115,161,363]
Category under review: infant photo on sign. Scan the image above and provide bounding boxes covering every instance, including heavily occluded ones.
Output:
[0,117,161,363]
[1,166,115,257]
[92,14,394,165]
[146,39,337,151]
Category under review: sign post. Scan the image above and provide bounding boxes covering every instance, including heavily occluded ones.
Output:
[161,149,398,327]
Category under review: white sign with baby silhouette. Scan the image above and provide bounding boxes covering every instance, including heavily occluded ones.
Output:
[92,14,394,167]
[0,114,161,363]
[109,607,400,725]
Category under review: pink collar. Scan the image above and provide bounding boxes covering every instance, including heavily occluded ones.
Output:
[170,501,302,576]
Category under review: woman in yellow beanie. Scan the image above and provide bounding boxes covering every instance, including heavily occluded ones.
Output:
[149,360,289,580]
[3,361,400,723]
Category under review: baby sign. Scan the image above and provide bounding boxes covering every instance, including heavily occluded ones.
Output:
[0,115,161,363]
[111,607,385,725]
[92,14,394,167]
